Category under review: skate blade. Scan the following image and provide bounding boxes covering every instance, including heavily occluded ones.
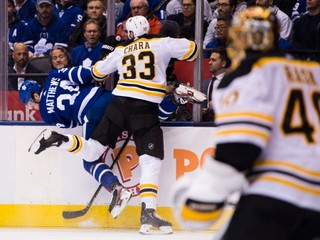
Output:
[110,190,132,219]
[28,129,48,154]
[139,225,173,235]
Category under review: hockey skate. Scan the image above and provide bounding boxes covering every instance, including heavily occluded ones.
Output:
[172,83,207,105]
[29,129,69,155]
[139,202,173,235]
[109,185,132,219]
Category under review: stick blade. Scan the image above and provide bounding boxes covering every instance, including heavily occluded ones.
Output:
[62,207,89,219]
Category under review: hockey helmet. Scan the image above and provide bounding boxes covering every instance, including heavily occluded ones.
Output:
[19,80,42,105]
[126,16,150,39]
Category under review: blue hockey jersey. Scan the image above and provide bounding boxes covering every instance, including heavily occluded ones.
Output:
[27,14,69,56]
[39,66,107,128]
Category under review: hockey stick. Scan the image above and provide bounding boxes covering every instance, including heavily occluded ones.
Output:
[62,132,132,219]
[146,0,171,20]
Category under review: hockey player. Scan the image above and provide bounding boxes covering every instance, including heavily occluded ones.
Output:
[172,6,320,240]
[20,67,205,220]
[28,15,203,234]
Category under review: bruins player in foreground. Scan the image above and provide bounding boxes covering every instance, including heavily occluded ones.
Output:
[172,6,320,240]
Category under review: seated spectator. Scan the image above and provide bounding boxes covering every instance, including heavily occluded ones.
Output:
[292,0,320,61]
[71,19,103,67]
[256,0,293,40]
[49,45,72,69]
[27,0,69,57]
[203,0,237,47]
[212,0,247,18]
[166,0,214,22]
[116,0,163,37]
[53,0,84,36]
[118,0,168,24]
[167,0,209,40]
[204,14,232,57]
[15,0,37,22]
[8,0,33,55]
[69,0,107,50]
[8,43,30,90]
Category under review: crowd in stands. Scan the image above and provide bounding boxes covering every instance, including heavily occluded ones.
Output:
[7,0,320,120]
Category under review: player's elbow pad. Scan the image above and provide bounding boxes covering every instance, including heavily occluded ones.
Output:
[171,155,247,230]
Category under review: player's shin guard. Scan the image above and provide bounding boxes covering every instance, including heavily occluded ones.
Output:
[138,154,173,234]
[172,155,248,230]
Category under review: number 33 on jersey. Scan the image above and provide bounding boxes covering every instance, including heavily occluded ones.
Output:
[92,36,198,104]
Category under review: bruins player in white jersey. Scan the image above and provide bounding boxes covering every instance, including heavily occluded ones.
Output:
[172,6,320,240]
[30,16,201,234]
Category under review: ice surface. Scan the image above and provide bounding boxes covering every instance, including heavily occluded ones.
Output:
[0,228,215,240]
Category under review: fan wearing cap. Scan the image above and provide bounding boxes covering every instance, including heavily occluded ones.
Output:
[26,0,69,57]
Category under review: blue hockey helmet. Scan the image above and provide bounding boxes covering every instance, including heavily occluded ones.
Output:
[19,80,42,104]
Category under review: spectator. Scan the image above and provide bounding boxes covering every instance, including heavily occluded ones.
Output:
[204,14,232,54]
[49,45,72,69]
[53,0,84,36]
[71,19,103,67]
[292,0,320,61]
[118,0,168,24]
[256,0,293,40]
[203,0,237,47]
[8,43,30,90]
[69,0,107,50]
[8,0,33,55]
[212,0,247,18]
[14,0,37,22]
[167,0,209,40]
[166,0,214,22]
[116,0,163,37]
[202,47,230,121]
[27,0,69,57]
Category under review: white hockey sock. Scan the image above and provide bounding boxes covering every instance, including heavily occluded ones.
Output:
[63,135,107,162]
[139,154,162,209]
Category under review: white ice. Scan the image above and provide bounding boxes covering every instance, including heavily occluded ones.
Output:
[0,228,216,240]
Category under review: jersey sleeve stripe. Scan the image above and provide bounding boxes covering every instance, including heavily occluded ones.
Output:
[92,64,108,80]
[181,41,198,61]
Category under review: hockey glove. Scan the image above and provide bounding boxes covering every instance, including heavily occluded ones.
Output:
[101,35,123,57]
[172,155,247,230]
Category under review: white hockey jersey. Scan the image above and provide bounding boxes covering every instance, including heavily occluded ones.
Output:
[214,55,320,212]
[92,36,198,103]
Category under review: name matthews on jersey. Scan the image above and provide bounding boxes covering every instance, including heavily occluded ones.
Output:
[45,77,60,113]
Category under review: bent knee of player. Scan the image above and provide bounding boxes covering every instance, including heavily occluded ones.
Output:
[85,138,107,162]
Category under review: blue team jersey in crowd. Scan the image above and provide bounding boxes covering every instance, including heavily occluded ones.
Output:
[71,42,103,67]
[8,19,33,50]
[53,4,84,36]
[27,14,69,56]
[39,66,106,128]
[17,0,37,22]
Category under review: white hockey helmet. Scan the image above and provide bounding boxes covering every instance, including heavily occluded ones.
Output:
[126,16,150,39]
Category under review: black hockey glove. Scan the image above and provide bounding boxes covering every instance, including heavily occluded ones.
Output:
[101,35,123,57]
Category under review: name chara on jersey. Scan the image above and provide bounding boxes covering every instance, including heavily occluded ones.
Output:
[123,40,150,54]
